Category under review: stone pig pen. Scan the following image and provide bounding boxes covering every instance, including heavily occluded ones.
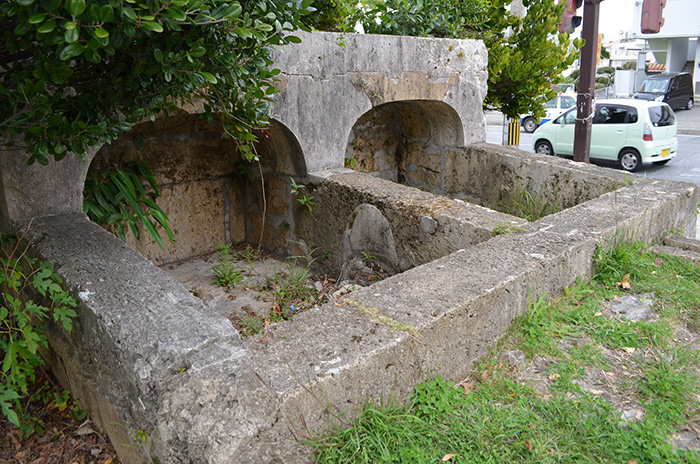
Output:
[0,32,699,464]
[7,149,698,463]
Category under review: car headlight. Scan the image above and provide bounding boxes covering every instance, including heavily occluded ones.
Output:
[655,95,665,102]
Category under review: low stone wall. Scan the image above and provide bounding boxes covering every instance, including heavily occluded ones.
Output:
[21,143,698,464]
[303,170,526,276]
[445,143,625,214]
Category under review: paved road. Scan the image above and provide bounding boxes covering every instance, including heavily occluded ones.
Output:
[485,105,700,185]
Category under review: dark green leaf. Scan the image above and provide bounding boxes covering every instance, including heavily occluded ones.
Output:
[142,21,163,32]
[66,0,86,17]
[93,27,109,39]
[37,19,57,33]
[28,13,46,24]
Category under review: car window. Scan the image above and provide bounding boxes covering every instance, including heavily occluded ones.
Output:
[627,107,638,124]
[555,108,576,124]
[560,96,575,109]
[544,97,557,109]
[593,105,628,124]
[639,78,669,93]
[648,105,676,127]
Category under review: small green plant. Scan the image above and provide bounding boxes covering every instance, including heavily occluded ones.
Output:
[212,244,244,288]
[493,179,558,222]
[189,287,202,298]
[335,35,347,48]
[0,232,78,426]
[290,177,315,212]
[83,160,173,250]
[492,222,525,236]
[238,244,259,264]
[344,157,357,169]
[361,252,377,261]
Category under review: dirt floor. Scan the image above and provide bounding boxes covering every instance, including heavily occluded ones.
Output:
[160,245,388,336]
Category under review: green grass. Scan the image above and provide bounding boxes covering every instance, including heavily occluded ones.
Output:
[309,240,700,463]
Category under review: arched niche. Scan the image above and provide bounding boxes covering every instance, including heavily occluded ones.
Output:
[345,100,464,193]
[87,113,307,264]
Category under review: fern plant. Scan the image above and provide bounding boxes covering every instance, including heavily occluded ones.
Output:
[83,161,173,250]
[0,233,78,426]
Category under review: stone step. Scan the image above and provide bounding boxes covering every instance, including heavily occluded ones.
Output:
[653,236,700,264]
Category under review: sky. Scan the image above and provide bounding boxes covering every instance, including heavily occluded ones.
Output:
[597,0,636,41]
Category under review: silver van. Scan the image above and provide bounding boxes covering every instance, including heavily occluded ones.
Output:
[633,72,694,111]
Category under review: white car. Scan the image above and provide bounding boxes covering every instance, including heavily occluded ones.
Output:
[521,94,577,133]
[532,99,678,172]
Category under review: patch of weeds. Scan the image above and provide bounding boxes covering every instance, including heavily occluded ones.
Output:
[290,177,315,212]
[637,350,700,427]
[594,238,700,330]
[1,230,78,427]
[237,244,259,264]
[273,257,317,309]
[189,287,202,298]
[212,243,244,288]
[512,292,563,358]
[567,343,611,371]
[230,305,298,338]
[231,306,265,337]
[492,222,525,236]
[361,251,376,261]
[493,179,558,222]
[312,373,699,464]
[593,239,654,286]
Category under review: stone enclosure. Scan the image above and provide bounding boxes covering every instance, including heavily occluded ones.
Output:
[0,32,699,463]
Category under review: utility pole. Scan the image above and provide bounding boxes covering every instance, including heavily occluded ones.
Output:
[573,0,603,164]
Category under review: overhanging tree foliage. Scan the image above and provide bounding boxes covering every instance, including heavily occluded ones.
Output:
[0,0,313,165]
[308,0,582,119]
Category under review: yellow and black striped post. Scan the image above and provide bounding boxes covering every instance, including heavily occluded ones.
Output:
[506,118,520,146]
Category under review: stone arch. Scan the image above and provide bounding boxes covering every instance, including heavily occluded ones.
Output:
[345,100,464,193]
[86,113,308,264]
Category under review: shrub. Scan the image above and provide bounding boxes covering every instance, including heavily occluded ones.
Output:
[0,231,77,426]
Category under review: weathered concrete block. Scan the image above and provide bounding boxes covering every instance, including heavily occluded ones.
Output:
[270,32,488,173]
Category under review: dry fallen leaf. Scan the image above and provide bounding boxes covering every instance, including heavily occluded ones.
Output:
[442,453,457,461]
[458,381,473,394]
[508,392,517,397]
[76,420,97,436]
[629,460,637,464]
[548,373,561,381]
[594,312,603,317]
[623,347,636,354]
[587,388,605,395]
[525,439,533,450]
[481,369,490,379]
[615,273,631,290]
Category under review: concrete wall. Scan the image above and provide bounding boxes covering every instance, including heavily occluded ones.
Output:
[270,31,488,173]
[445,143,623,214]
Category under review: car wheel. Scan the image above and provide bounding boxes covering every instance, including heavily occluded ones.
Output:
[653,159,670,166]
[619,149,642,172]
[686,98,694,110]
[522,117,538,133]
[534,140,554,156]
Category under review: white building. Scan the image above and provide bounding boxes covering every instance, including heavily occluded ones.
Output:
[630,0,700,93]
